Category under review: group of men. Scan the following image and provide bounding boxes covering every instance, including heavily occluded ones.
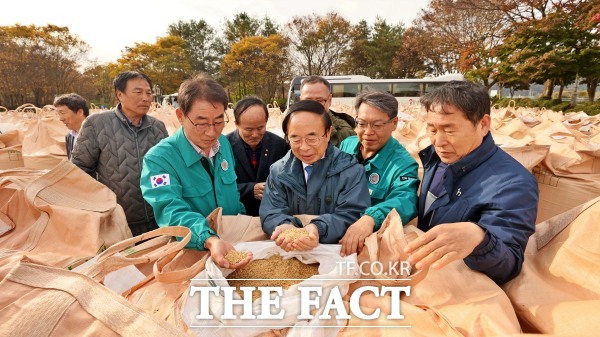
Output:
[57,71,538,284]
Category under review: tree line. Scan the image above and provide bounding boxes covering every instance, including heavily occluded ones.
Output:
[0,0,598,109]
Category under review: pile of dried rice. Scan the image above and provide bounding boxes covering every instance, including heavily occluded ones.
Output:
[227,254,319,301]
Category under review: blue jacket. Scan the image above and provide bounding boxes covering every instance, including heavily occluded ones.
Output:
[418,132,538,284]
[340,136,419,229]
[260,143,371,244]
[141,128,244,250]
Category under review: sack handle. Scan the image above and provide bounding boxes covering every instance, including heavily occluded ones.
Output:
[80,226,192,281]
[153,249,209,283]
[7,261,188,336]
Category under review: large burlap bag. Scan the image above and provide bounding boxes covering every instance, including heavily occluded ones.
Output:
[0,256,187,337]
[340,210,520,337]
[20,105,68,169]
[70,207,268,332]
[502,196,600,335]
[0,160,131,268]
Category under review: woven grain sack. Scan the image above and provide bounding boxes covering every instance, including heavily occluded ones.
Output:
[123,208,267,330]
[533,167,600,223]
[0,160,131,268]
[21,110,68,169]
[0,256,187,337]
[0,129,24,169]
[341,211,520,337]
[502,196,600,336]
[75,208,268,332]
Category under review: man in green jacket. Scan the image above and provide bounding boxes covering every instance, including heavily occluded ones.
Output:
[339,89,420,256]
[141,74,250,269]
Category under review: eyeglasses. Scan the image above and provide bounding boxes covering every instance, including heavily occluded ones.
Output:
[355,118,394,131]
[186,114,229,132]
[287,132,328,146]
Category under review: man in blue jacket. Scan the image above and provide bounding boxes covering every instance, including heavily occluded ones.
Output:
[141,74,250,269]
[405,81,539,284]
[260,100,371,251]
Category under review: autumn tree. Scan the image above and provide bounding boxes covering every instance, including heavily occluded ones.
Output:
[167,19,223,77]
[495,0,600,101]
[223,12,280,46]
[417,0,505,87]
[341,18,404,78]
[116,35,193,94]
[83,63,119,107]
[392,26,445,78]
[0,24,90,108]
[220,34,290,103]
[285,12,352,76]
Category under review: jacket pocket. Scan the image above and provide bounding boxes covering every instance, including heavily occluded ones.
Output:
[219,170,237,185]
[369,186,386,202]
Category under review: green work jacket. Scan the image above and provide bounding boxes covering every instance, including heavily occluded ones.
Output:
[141,127,244,250]
[340,135,419,229]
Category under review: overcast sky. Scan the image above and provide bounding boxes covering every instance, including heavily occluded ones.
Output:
[1,0,429,64]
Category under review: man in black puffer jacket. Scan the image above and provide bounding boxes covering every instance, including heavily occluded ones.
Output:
[72,71,168,236]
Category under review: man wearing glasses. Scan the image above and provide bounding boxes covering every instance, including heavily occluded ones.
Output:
[260,100,371,251]
[339,89,420,256]
[300,75,356,147]
[140,74,251,269]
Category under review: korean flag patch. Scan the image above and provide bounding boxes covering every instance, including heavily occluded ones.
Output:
[151,174,170,188]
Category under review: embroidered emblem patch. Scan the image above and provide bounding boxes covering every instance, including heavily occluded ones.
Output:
[221,159,229,171]
[151,174,170,188]
[369,173,380,185]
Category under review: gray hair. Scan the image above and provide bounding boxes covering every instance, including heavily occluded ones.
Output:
[354,88,398,119]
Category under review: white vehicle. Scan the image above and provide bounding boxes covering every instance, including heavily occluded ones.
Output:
[286,74,464,110]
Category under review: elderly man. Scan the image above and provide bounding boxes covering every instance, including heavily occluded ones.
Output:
[226,96,288,216]
[260,100,371,251]
[339,89,419,256]
[405,81,539,284]
[300,75,356,147]
[141,74,250,269]
[54,93,89,160]
[72,71,168,236]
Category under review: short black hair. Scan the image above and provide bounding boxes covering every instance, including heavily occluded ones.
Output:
[113,71,153,96]
[53,93,90,117]
[233,96,268,123]
[300,75,331,93]
[178,73,228,116]
[282,100,332,136]
[420,80,490,125]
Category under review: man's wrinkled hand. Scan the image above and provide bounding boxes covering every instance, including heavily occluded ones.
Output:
[404,222,485,271]
[339,215,375,256]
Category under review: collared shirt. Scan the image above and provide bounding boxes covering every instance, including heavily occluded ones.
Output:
[242,140,262,173]
[123,113,143,129]
[185,131,220,165]
[69,129,79,145]
[301,154,325,182]
[424,162,449,213]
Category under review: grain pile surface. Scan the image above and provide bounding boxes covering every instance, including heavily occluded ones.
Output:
[227,254,319,301]
[225,250,249,265]
[280,228,309,240]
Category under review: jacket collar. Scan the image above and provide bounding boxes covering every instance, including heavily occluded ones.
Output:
[114,103,150,130]
[175,127,221,168]
[366,136,399,169]
[277,143,356,197]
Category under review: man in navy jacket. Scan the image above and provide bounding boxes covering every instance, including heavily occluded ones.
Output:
[405,81,539,284]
